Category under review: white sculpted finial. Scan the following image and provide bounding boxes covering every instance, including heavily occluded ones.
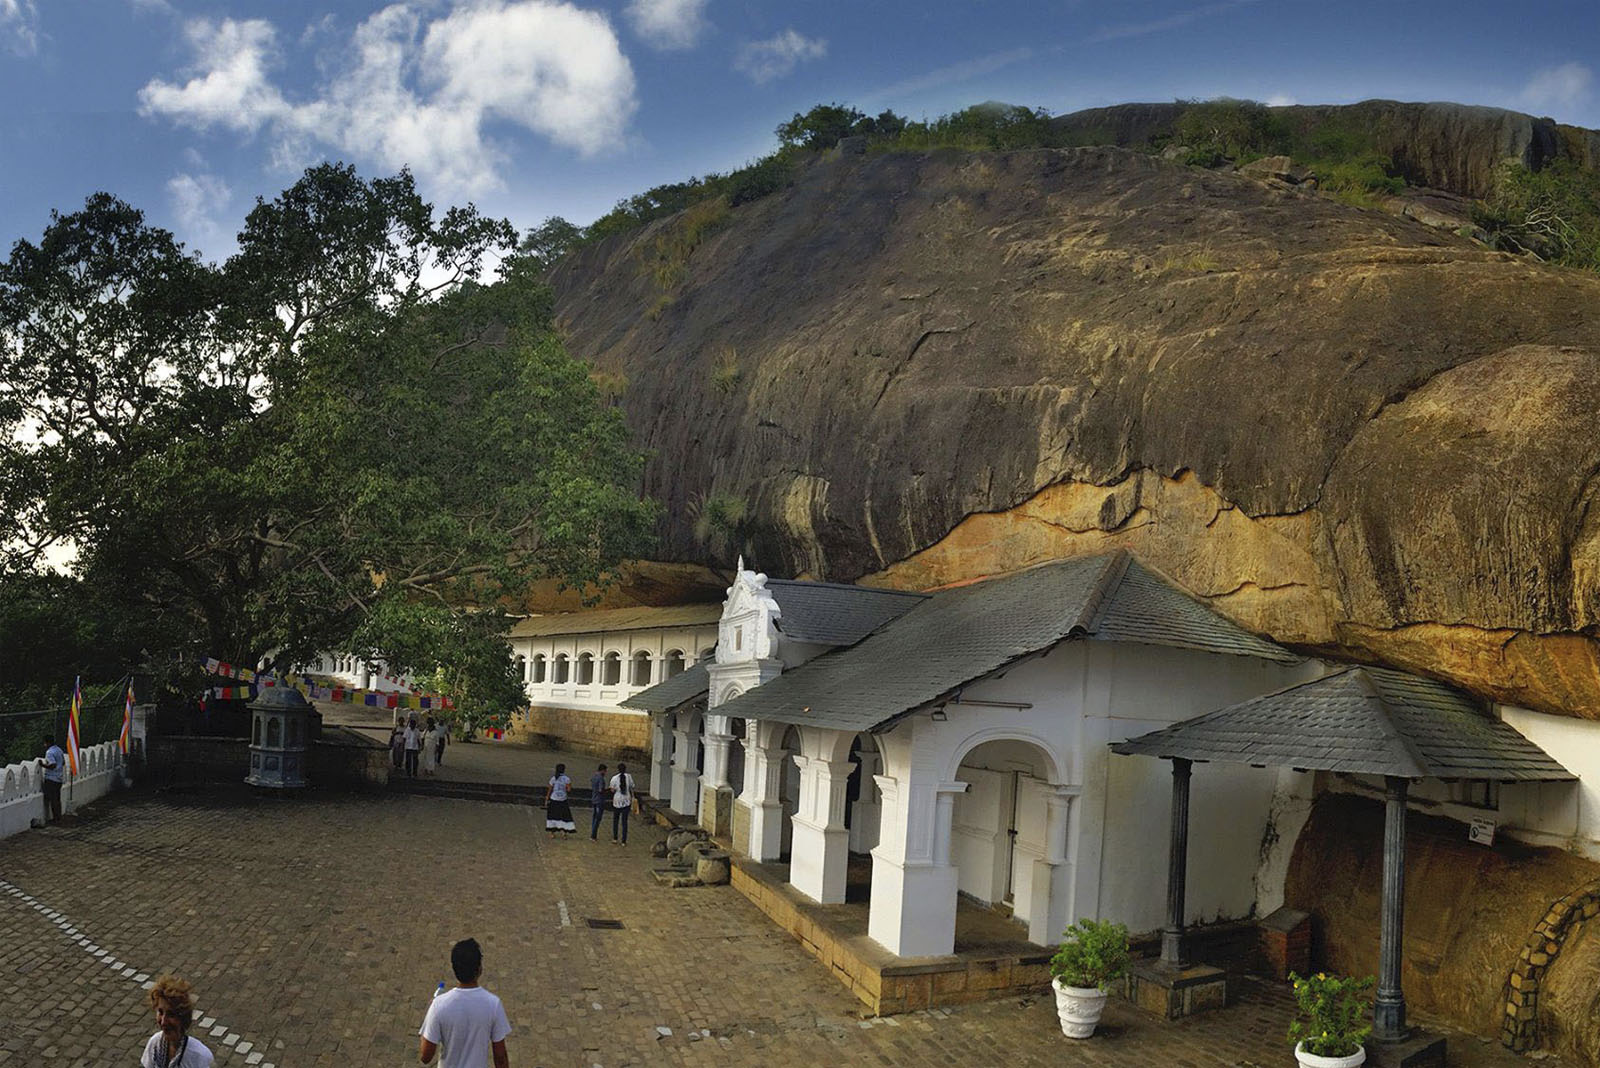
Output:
[737,554,746,573]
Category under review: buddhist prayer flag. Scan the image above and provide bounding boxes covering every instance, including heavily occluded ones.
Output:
[119,682,133,754]
[65,676,82,775]
[197,661,455,711]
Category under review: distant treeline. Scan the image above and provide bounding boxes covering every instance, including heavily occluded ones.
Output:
[527,99,1600,274]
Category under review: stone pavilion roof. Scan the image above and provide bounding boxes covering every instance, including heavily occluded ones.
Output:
[1112,665,1575,781]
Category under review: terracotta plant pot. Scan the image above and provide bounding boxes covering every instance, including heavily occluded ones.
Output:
[1051,977,1109,1038]
[1293,1040,1367,1067]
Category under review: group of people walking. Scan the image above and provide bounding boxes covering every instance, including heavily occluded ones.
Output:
[543,761,635,844]
[391,715,448,777]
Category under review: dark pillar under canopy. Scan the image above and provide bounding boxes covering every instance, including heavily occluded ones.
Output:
[1161,757,1192,968]
[1374,775,1410,1042]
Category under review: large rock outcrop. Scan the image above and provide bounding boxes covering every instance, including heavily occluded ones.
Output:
[1053,98,1600,199]
[549,143,1600,719]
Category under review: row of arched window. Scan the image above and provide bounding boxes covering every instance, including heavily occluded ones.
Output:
[516,647,713,688]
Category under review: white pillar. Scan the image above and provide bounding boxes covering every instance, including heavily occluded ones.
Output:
[648,713,672,803]
[670,721,702,817]
[740,741,786,861]
[789,757,853,904]
[868,777,965,957]
[1027,786,1078,946]
[699,713,735,834]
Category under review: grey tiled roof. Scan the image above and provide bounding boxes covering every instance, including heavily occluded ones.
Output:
[766,580,927,645]
[618,663,709,713]
[714,552,1300,733]
[1111,666,1575,781]
[508,603,721,638]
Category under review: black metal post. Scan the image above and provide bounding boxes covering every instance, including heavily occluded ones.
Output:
[1161,757,1192,968]
[1374,775,1410,1041]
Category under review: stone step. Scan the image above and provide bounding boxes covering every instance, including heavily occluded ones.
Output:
[387,780,647,807]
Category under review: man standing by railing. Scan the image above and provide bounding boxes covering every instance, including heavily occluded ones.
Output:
[40,734,65,823]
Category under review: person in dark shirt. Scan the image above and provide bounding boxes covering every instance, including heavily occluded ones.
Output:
[588,763,609,841]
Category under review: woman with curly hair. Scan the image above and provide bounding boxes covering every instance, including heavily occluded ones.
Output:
[141,974,215,1066]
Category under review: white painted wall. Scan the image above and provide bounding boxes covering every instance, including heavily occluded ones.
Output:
[1495,706,1600,861]
[868,639,1309,955]
[512,623,719,712]
[1095,642,1311,934]
[0,743,125,841]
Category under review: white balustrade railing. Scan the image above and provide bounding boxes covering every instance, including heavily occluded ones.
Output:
[0,741,125,841]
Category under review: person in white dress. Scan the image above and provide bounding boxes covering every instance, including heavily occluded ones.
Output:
[421,717,441,776]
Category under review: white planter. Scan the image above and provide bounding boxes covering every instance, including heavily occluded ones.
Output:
[1293,1041,1366,1068]
[1051,977,1109,1039]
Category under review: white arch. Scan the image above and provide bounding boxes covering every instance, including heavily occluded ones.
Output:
[942,725,1066,785]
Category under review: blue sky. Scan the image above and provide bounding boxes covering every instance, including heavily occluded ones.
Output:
[1,0,1596,261]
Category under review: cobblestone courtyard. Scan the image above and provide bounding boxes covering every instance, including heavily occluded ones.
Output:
[0,787,1562,1067]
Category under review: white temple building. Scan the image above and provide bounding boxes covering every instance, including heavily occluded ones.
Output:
[624,552,1315,957]
[624,551,1590,982]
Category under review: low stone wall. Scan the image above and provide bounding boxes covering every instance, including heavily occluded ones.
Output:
[0,742,126,842]
[730,856,1053,1015]
[310,727,391,789]
[146,735,249,786]
[508,704,650,762]
[148,731,390,790]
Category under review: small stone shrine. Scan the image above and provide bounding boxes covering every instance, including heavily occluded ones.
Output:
[246,685,312,789]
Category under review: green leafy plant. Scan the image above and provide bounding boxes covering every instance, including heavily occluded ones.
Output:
[1287,971,1374,1058]
[1049,919,1130,990]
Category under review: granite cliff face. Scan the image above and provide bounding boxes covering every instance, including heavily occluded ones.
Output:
[1053,99,1600,199]
[549,144,1600,719]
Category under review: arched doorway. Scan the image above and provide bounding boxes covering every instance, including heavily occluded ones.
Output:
[778,725,801,859]
[846,733,883,856]
[726,717,746,801]
[949,737,1062,936]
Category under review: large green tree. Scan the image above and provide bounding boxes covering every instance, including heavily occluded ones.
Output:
[0,165,656,720]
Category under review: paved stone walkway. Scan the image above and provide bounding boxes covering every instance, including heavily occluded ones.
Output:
[0,787,1563,1067]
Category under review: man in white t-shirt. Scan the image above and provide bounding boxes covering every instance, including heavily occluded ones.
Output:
[419,938,511,1068]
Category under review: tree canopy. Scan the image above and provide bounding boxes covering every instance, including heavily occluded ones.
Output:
[0,164,657,724]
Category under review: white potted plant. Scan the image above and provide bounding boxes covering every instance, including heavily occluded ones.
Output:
[1287,971,1374,1067]
[1049,918,1130,1039]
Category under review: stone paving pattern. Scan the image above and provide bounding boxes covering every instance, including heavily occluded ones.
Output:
[0,786,1566,1067]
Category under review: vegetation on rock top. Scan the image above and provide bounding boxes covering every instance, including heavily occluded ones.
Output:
[528,97,1600,274]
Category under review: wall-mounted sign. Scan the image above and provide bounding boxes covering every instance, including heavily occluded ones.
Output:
[1469,816,1496,846]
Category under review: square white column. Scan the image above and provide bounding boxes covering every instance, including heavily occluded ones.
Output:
[1026,787,1078,946]
[788,757,853,904]
[867,777,965,957]
[670,725,702,818]
[649,713,673,804]
[737,741,787,860]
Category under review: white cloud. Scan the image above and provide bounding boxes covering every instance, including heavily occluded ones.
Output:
[625,0,708,51]
[866,47,1034,105]
[167,170,235,259]
[1264,93,1297,107]
[1089,0,1261,44]
[139,2,637,198]
[1517,62,1592,115]
[734,28,825,85]
[139,18,292,133]
[1,0,40,56]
